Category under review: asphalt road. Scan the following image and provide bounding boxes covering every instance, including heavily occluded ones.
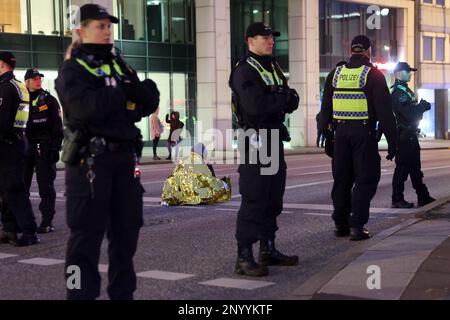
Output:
[1,148,450,300]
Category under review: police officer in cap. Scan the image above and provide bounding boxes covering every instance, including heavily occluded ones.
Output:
[0,52,40,246]
[229,22,300,277]
[391,62,435,208]
[319,35,397,241]
[55,4,159,299]
[24,68,63,233]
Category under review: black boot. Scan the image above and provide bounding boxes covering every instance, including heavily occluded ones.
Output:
[418,196,436,207]
[391,199,414,209]
[0,231,18,245]
[259,239,299,266]
[15,233,40,247]
[235,244,268,277]
[350,228,371,241]
[334,224,350,237]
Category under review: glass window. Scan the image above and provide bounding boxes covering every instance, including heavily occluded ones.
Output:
[30,0,61,36]
[186,0,195,43]
[149,72,171,140]
[423,36,433,61]
[423,0,433,3]
[119,0,145,41]
[171,0,185,43]
[0,0,28,34]
[62,0,73,37]
[147,0,170,42]
[172,73,187,138]
[436,37,445,61]
[113,0,120,41]
[319,1,398,72]
[436,0,445,6]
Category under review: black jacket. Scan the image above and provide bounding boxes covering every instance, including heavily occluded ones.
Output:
[26,89,63,150]
[165,112,184,142]
[55,44,159,142]
[391,79,427,131]
[319,55,397,146]
[229,52,293,130]
[0,71,28,138]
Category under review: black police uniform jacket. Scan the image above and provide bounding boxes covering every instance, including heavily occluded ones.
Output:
[0,71,26,138]
[26,89,63,150]
[391,79,427,136]
[230,52,294,130]
[319,55,397,146]
[55,44,159,143]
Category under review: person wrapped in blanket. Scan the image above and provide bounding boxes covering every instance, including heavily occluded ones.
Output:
[161,143,231,206]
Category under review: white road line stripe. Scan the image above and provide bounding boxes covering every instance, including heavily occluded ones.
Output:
[303,212,330,217]
[18,258,65,266]
[0,253,18,259]
[199,278,275,290]
[137,270,194,281]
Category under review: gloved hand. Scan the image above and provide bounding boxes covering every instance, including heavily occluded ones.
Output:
[284,88,300,114]
[136,79,160,108]
[418,99,431,112]
[48,149,60,164]
[324,130,334,158]
[386,143,396,161]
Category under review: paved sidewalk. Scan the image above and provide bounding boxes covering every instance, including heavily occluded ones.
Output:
[292,200,450,300]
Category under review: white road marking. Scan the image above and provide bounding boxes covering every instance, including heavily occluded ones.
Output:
[137,270,194,281]
[199,278,275,290]
[18,258,65,266]
[0,253,18,259]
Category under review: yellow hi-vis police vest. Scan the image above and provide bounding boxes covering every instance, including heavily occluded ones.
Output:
[245,56,284,86]
[332,65,371,120]
[10,79,30,129]
[75,58,137,110]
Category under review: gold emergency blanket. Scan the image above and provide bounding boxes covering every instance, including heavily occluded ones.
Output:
[161,153,232,206]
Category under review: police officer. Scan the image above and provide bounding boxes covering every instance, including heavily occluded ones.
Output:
[24,68,63,233]
[55,4,159,300]
[391,62,435,208]
[229,22,299,277]
[0,51,39,246]
[319,35,397,241]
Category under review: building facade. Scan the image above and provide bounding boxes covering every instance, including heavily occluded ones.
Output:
[1,0,450,148]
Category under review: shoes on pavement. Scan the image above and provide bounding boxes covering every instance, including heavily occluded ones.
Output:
[15,233,40,247]
[418,196,436,207]
[392,199,414,209]
[259,239,299,266]
[37,224,54,234]
[153,156,161,160]
[0,231,18,245]
[350,228,371,241]
[235,244,268,277]
[334,224,350,237]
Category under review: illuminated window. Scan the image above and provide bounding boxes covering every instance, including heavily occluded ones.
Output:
[119,0,145,41]
[0,0,28,34]
[30,0,61,36]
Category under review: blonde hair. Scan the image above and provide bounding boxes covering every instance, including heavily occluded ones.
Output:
[64,19,93,60]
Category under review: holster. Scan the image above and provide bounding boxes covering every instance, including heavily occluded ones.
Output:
[61,127,86,165]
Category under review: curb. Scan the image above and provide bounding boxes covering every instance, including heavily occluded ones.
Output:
[290,196,450,300]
